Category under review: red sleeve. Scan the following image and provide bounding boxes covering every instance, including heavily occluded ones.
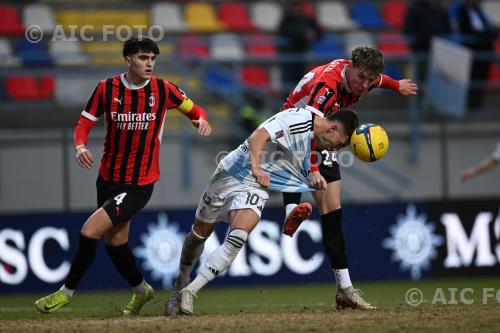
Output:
[185,104,208,121]
[376,74,400,92]
[309,138,319,172]
[74,116,96,147]
[164,80,208,121]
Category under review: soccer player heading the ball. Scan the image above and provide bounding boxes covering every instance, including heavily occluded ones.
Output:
[34,36,212,316]
[277,46,417,310]
[167,107,359,316]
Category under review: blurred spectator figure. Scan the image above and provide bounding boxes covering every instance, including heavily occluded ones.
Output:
[403,0,451,83]
[278,1,322,90]
[461,140,500,181]
[457,0,497,110]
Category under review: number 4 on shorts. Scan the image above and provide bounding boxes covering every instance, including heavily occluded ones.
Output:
[114,192,127,206]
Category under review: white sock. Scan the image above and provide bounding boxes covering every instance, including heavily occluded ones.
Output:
[186,229,248,295]
[285,204,298,217]
[60,285,74,297]
[333,269,352,289]
[133,279,147,294]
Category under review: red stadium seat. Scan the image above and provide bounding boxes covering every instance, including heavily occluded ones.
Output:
[5,75,55,100]
[39,76,55,99]
[241,66,269,88]
[6,76,39,100]
[218,2,254,32]
[245,33,277,58]
[377,32,410,56]
[178,34,209,59]
[0,4,25,35]
[382,1,407,29]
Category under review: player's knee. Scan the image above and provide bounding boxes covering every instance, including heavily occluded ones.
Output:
[192,219,215,238]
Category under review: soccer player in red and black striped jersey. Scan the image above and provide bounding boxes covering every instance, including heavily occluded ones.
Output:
[34,37,212,316]
[280,47,418,310]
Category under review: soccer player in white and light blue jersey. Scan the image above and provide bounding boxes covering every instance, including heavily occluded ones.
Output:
[165,108,359,316]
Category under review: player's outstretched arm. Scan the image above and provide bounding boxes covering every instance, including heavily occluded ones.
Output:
[248,127,271,188]
[460,157,498,182]
[398,79,418,96]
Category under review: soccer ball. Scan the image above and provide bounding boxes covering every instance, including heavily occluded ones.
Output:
[350,123,389,162]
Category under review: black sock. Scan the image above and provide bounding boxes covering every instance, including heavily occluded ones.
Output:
[65,235,98,290]
[320,209,348,269]
[105,243,143,287]
[283,192,302,206]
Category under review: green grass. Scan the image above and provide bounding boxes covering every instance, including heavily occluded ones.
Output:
[1,277,499,332]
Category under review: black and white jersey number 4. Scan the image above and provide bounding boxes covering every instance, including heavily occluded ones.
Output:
[114,192,127,205]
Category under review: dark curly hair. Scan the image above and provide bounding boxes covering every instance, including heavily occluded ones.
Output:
[351,46,384,77]
[326,108,359,138]
[123,36,160,57]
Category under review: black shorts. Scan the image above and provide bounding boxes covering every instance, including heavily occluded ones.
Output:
[96,176,154,225]
[317,149,341,183]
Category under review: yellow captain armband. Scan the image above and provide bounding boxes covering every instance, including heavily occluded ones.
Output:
[177,97,194,114]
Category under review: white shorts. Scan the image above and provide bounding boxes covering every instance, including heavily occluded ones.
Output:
[195,167,269,224]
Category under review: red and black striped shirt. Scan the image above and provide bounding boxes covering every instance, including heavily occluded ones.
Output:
[76,73,205,185]
[281,59,399,115]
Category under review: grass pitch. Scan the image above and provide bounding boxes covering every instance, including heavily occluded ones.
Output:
[1,277,499,333]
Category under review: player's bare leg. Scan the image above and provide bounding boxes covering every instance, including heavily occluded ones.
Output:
[313,180,375,310]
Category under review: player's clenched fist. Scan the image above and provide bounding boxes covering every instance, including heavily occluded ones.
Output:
[252,168,270,188]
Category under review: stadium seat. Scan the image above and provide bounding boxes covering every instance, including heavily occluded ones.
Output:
[495,39,500,54]
[178,34,209,59]
[81,42,123,65]
[185,2,225,32]
[15,39,52,67]
[381,1,407,29]
[218,2,255,32]
[38,76,55,99]
[250,2,283,32]
[316,2,358,31]
[241,65,270,88]
[351,2,387,29]
[150,3,188,32]
[481,1,500,28]
[49,40,88,66]
[383,65,403,81]
[210,33,244,61]
[204,68,238,96]
[344,31,376,54]
[55,10,148,32]
[0,38,20,67]
[0,4,24,35]
[23,4,56,33]
[55,77,101,105]
[312,34,344,58]
[6,76,40,100]
[244,33,277,58]
[377,32,410,56]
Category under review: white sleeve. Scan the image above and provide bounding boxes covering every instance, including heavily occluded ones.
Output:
[492,141,500,161]
[262,118,284,143]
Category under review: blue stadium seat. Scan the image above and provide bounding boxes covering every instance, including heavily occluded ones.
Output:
[312,34,344,58]
[15,39,52,67]
[350,2,387,29]
[204,68,238,97]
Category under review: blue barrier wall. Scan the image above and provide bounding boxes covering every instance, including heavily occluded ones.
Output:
[1,199,499,294]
